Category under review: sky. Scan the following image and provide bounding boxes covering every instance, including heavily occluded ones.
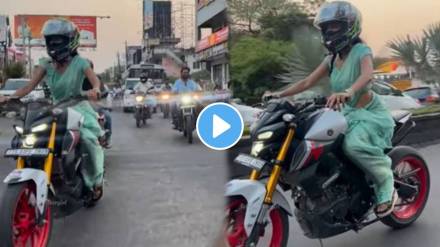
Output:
[2,0,440,72]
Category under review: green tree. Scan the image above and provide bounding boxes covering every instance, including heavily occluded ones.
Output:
[388,32,438,82]
[259,4,311,41]
[424,23,440,78]
[228,0,309,34]
[3,62,26,79]
[278,26,330,95]
[230,36,294,103]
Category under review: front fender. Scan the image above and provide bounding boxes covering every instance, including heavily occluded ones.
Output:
[225,179,292,236]
[4,168,48,215]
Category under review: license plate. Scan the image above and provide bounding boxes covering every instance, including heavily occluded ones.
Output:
[234,153,266,171]
[5,148,50,158]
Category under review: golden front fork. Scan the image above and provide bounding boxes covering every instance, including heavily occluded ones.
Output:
[249,170,260,180]
[43,122,57,184]
[16,158,25,169]
[264,128,295,204]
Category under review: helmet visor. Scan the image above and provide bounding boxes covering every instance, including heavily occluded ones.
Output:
[42,19,76,36]
[314,2,357,29]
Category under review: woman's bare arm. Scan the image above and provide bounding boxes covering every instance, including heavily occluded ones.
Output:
[84,67,101,101]
[346,55,374,94]
[13,66,45,98]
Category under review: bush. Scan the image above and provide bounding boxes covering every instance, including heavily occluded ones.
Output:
[3,62,26,79]
[410,104,440,116]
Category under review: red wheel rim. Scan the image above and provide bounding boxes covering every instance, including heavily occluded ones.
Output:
[12,183,51,247]
[393,156,428,220]
[225,199,284,247]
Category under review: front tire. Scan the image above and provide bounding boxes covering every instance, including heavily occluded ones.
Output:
[135,108,142,128]
[0,182,52,247]
[185,116,193,144]
[225,197,289,247]
[381,147,430,228]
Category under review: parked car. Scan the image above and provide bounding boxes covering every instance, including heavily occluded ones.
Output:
[404,86,440,105]
[231,99,263,128]
[371,80,421,111]
[0,78,45,102]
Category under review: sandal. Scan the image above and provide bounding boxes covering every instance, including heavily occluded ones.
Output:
[92,184,104,202]
[375,190,398,218]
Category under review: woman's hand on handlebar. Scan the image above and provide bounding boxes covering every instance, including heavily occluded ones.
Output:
[326,92,350,111]
[262,91,281,102]
[86,88,100,101]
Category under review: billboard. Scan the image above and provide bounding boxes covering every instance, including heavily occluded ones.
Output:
[13,15,97,47]
[196,26,228,52]
[0,15,8,43]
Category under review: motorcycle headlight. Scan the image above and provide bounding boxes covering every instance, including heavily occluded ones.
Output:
[135,96,144,102]
[181,95,193,104]
[251,141,265,156]
[23,134,37,147]
[162,94,170,100]
[257,131,273,140]
[14,125,24,135]
[31,123,49,133]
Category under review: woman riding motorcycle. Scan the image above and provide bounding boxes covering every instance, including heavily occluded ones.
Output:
[265,1,397,217]
[0,18,104,199]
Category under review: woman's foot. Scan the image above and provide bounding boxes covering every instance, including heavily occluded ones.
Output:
[375,190,398,218]
[92,184,104,202]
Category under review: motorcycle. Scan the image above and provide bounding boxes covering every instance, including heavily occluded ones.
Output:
[0,96,105,247]
[97,108,111,148]
[159,92,172,119]
[133,93,152,128]
[224,97,430,247]
[174,93,201,144]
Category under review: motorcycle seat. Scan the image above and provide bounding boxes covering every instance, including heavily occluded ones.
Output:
[391,110,412,123]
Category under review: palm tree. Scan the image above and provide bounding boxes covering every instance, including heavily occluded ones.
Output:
[387,35,417,71]
[424,23,440,78]
[277,26,330,95]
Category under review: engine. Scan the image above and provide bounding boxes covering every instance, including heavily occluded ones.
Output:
[293,181,356,239]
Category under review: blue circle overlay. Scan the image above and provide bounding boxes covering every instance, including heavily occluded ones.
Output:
[196,103,244,150]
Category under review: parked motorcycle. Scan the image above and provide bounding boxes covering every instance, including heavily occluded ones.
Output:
[0,96,105,247]
[224,97,430,247]
[134,94,152,128]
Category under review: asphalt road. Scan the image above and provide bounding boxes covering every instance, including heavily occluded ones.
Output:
[0,109,226,247]
[287,142,440,247]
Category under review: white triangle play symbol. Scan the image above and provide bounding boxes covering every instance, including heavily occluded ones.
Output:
[213,114,231,138]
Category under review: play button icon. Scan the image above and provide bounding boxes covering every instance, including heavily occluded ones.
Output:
[197,103,244,150]
[213,114,231,138]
